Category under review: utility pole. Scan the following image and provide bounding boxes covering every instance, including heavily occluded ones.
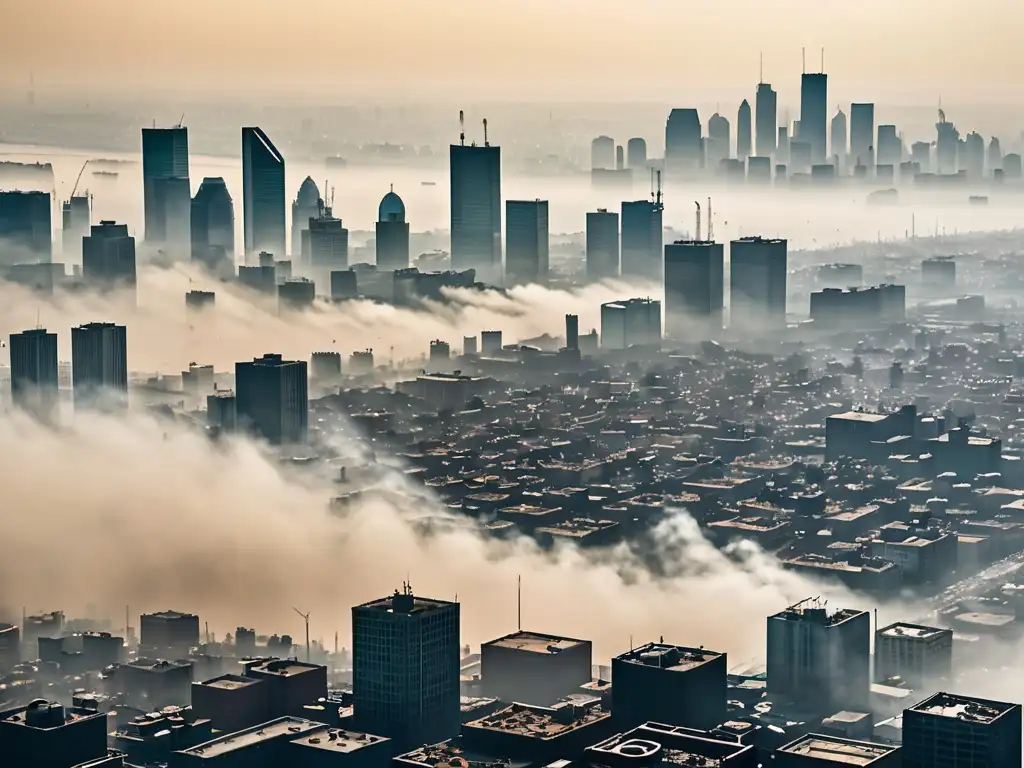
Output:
[293,607,311,663]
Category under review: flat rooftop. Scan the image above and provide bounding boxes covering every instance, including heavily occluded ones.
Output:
[143,610,197,620]
[778,734,896,765]
[0,702,106,728]
[615,642,723,672]
[123,658,191,673]
[485,631,588,655]
[771,600,866,626]
[290,728,388,753]
[828,411,888,423]
[357,589,457,614]
[247,659,322,677]
[178,717,324,758]
[466,702,608,740]
[877,622,950,640]
[911,692,1018,724]
[199,674,261,691]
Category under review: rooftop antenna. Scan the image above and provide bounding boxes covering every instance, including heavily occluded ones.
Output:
[459,110,465,146]
[802,47,806,74]
[483,118,489,147]
[517,574,522,631]
[694,200,701,241]
[655,170,663,209]
[707,197,714,241]
[292,607,311,662]
[176,113,185,128]
[820,47,824,73]
[759,52,763,84]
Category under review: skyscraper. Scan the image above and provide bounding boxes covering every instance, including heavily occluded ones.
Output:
[0,190,52,265]
[935,112,959,175]
[706,113,731,170]
[664,240,724,339]
[141,126,189,245]
[737,99,752,160]
[902,693,1021,768]
[755,83,778,157]
[352,586,461,749]
[376,188,410,270]
[626,138,647,171]
[600,298,661,349]
[190,177,235,275]
[82,221,136,292]
[242,127,286,263]
[304,206,349,277]
[450,139,501,283]
[962,131,985,178]
[877,124,902,168]
[665,108,703,177]
[591,136,615,170]
[504,199,549,286]
[71,322,128,411]
[61,195,90,261]
[729,237,787,330]
[621,199,663,283]
[586,209,619,282]
[830,108,847,168]
[9,328,59,420]
[850,103,875,168]
[234,353,308,445]
[799,73,828,164]
[291,177,321,259]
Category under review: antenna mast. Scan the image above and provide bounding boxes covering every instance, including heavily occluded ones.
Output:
[820,47,824,73]
[760,51,763,84]
[292,607,311,663]
[707,197,714,241]
[655,170,663,209]
[802,47,806,74]
[483,118,489,147]
[459,110,465,146]
[694,201,701,241]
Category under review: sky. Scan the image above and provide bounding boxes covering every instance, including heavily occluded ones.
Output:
[3,0,1022,104]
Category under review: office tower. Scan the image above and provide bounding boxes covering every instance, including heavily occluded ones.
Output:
[706,112,731,169]
[800,73,828,163]
[234,353,308,445]
[242,127,286,263]
[755,82,777,157]
[729,237,787,331]
[0,190,51,264]
[504,199,549,286]
[963,131,985,178]
[875,623,952,688]
[480,330,503,355]
[776,126,790,164]
[621,199,663,283]
[376,188,410,270]
[481,631,592,706]
[747,155,771,183]
[626,138,647,170]
[611,643,726,731]
[141,126,189,244]
[988,137,1003,174]
[615,144,625,170]
[450,139,501,283]
[61,195,90,260]
[830,108,847,168]
[352,586,460,748]
[936,112,960,175]
[291,176,321,258]
[664,240,724,339]
[330,269,357,301]
[9,328,58,420]
[190,177,235,274]
[238,264,276,294]
[586,209,619,281]
[278,278,315,309]
[665,108,702,176]
[591,135,615,170]
[903,693,1021,768]
[911,141,931,173]
[850,103,875,168]
[877,124,902,168]
[463,336,478,355]
[82,220,136,291]
[736,99,752,160]
[767,599,870,713]
[71,322,128,411]
[565,314,579,350]
[303,205,349,275]
[155,175,192,254]
[600,298,661,349]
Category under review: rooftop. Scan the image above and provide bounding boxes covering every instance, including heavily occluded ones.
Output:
[143,610,197,621]
[828,411,888,423]
[247,659,323,678]
[911,692,1018,724]
[199,674,261,691]
[615,642,723,672]
[778,734,897,765]
[771,599,866,626]
[290,727,388,753]
[466,702,609,740]
[877,622,951,640]
[179,716,324,758]
[485,631,588,655]
[357,586,458,615]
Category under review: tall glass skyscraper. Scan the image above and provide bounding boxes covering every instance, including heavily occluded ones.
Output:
[9,327,58,420]
[755,82,778,157]
[504,199,549,286]
[242,127,286,263]
[190,177,235,274]
[799,73,828,164]
[141,127,189,244]
[450,143,501,283]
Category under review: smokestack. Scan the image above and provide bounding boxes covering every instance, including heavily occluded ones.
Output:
[565,314,579,351]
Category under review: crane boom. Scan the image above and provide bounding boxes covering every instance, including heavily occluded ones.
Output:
[70,160,89,198]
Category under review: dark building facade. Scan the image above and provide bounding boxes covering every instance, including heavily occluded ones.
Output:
[234,353,308,445]
[620,200,663,283]
[71,322,127,410]
[291,176,321,259]
[142,126,189,245]
[376,189,410,270]
[664,240,724,339]
[504,199,549,286]
[0,190,52,265]
[729,237,787,330]
[665,108,703,177]
[756,82,778,157]
[82,220,136,291]
[61,195,90,261]
[9,327,58,420]
[850,103,875,168]
[480,630,592,706]
[902,692,1021,768]
[586,209,619,282]
[799,73,828,164]
[242,127,286,263]
[450,143,501,283]
[190,177,235,274]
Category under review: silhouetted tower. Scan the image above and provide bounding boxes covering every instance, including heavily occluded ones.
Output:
[800,61,828,163]
[565,314,579,351]
[850,103,875,168]
[586,208,619,281]
[190,177,235,274]
[830,108,847,169]
[376,187,410,270]
[242,126,286,263]
[9,328,59,421]
[450,115,502,283]
[505,199,549,286]
[665,108,703,177]
[141,126,189,244]
[756,81,778,157]
[626,138,647,170]
[707,112,731,169]
[737,99,752,160]
[291,177,321,259]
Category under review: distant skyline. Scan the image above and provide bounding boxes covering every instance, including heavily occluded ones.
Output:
[2,0,1023,104]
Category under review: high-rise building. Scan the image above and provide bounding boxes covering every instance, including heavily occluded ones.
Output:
[234,353,308,445]
[962,131,985,178]
[626,138,647,171]
[141,126,189,244]
[621,200,663,283]
[450,141,501,283]
[376,188,410,270]
[0,190,51,265]
[61,195,90,261]
[706,113,731,170]
[504,199,549,286]
[591,136,615,170]
[850,103,875,168]
[9,328,58,420]
[82,221,136,291]
[911,141,931,173]
[766,599,870,713]
[729,237,787,331]
[352,586,461,749]
[935,114,960,175]
[303,205,349,275]
[586,208,619,282]
[153,175,192,254]
[831,108,848,168]
[877,125,902,168]
[874,623,952,688]
[71,322,128,411]
[800,73,828,164]
[291,177,321,259]
[664,240,724,339]
[988,137,1003,174]
[776,126,790,165]
[190,177,235,274]
[565,314,579,351]
[737,99,752,160]
[600,298,661,349]
[242,127,286,263]
[755,83,778,157]
[903,692,1021,768]
[665,108,703,177]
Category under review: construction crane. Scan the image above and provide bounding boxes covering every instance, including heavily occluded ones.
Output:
[70,160,89,198]
[293,607,311,662]
[176,113,185,128]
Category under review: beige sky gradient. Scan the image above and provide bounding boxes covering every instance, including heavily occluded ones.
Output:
[1,0,1020,103]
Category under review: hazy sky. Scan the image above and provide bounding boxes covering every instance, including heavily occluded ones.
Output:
[4,0,1022,103]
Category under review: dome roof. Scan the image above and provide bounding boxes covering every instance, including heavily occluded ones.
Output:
[296,176,321,205]
[378,188,405,222]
